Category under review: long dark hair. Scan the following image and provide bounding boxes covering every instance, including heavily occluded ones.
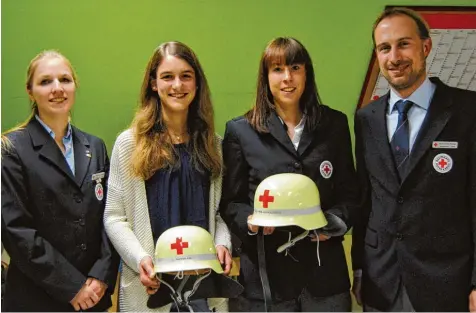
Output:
[246,37,323,132]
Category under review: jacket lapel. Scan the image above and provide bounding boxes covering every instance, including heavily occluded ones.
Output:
[297,128,314,156]
[267,111,298,157]
[28,119,76,183]
[369,94,400,186]
[297,113,320,156]
[72,127,91,188]
[400,79,452,183]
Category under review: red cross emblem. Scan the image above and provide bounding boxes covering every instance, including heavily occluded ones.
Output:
[171,237,189,255]
[320,160,333,179]
[438,158,448,169]
[433,153,453,174]
[259,189,274,208]
[95,184,104,201]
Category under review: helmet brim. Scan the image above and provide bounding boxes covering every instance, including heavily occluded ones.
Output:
[154,258,224,274]
[248,213,328,231]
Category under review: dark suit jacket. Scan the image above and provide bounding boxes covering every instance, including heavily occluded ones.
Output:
[351,78,476,311]
[1,118,119,312]
[220,105,359,301]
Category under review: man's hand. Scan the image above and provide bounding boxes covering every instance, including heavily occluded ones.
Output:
[352,275,363,307]
[70,282,100,311]
[86,277,107,300]
[216,245,232,275]
[469,289,476,313]
[247,215,275,235]
[139,256,160,295]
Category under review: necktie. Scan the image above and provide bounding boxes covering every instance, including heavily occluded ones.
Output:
[390,100,413,177]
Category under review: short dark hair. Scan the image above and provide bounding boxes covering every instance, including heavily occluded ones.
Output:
[372,7,430,45]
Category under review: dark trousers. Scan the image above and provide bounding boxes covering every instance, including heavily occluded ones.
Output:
[230,289,351,312]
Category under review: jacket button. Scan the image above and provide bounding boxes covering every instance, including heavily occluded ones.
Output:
[396,233,403,240]
[79,218,85,226]
[80,244,87,251]
[293,162,301,169]
[75,197,82,203]
[397,197,404,204]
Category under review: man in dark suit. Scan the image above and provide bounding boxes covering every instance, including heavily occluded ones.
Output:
[2,118,119,312]
[351,7,476,312]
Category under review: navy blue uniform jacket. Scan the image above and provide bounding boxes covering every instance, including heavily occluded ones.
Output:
[352,78,476,311]
[2,118,119,312]
[220,105,359,301]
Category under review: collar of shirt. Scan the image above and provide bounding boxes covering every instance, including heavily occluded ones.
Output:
[35,114,73,141]
[278,114,306,150]
[35,114,75,175]
[388,77,435,114]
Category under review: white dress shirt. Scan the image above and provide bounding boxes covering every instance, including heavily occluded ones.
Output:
[387,77,436,152]
[278,115,306,150]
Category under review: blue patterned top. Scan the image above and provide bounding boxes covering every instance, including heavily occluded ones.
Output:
[145,143,210,243]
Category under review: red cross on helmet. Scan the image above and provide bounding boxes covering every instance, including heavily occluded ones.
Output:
[248,173,328,230]
[153,225,224,275]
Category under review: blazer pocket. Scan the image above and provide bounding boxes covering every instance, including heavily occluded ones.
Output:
[364,227,378,249]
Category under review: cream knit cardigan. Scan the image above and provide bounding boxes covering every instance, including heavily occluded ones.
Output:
[104,129,231,312]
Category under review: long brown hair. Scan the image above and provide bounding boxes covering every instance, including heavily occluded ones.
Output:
[2,50,78,150]
[130,41,222,180]
[246,37,323,133]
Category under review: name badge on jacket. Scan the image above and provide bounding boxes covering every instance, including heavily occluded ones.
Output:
[92,172,105,201]
[432,141,458,149]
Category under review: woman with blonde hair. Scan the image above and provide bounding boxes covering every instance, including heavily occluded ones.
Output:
[2,50,118,312]
[104,41,232,312]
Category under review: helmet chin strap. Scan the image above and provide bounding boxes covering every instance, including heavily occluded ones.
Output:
[257,228,272,312]
[174,271,185,280]
[183,270,211,304]
[313,229,322,266]
[276,229,322,266]
[276,230,309,253]
[156,274,183,310]
[156,270,212,313]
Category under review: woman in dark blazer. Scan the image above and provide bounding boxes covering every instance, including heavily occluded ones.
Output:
[220,37,359,312]
[1,50,119,312]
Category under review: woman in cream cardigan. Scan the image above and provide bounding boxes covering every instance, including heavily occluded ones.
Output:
[104,42,232,312]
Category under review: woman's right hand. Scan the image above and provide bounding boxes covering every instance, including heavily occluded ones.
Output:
[139,256,160,295]
[247,215,275,235]
[70,282,99,311]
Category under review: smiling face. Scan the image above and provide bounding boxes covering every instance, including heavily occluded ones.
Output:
[374,14,432,97]
[268,62,306,109]
[152,55,196,115]
[27,56,76,119]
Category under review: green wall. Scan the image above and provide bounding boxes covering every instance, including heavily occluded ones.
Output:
[2,0,475,151]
